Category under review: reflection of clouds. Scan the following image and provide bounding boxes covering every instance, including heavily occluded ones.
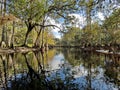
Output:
[65,65,118,90]
[49,53,65,70]
[47,53,119,90]
[72,66,118,90]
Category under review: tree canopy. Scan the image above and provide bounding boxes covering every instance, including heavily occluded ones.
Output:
[0,0,119,48]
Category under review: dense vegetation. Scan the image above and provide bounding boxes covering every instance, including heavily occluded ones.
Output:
[0,0,119,50]
[61,1,120,47]
[0,1,119,90]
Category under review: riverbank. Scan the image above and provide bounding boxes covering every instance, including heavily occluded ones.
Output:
[0,47,40,54]
[0,46,120,56]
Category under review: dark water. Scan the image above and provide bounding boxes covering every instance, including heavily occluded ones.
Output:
[0,48,119,90]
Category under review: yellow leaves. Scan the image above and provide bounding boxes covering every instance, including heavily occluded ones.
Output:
[112,30,120,40]
[0,14,18,26]
[46,33,55,45]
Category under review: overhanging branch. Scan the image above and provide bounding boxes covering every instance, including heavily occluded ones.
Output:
[35,23,62,31]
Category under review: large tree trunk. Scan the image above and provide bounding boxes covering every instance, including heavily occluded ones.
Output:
[34,26,42,47]
[9,21,15,48]
[1,0,7,48]
[1,25,6,48]
[86,6,92,31]
[34,17,45,47]
[22,23,34,46]
[0,0,3,15]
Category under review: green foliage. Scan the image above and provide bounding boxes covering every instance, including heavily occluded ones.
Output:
[14,26,27,46]
[62,22,103,46]
[102,8,120,45]
[61,7,120,47]
[9,0,46,22]
[62,27,81,46]
[81,22,102,46]
[7,0,77,47]
[103,9,120,30]
[0,0,119,47]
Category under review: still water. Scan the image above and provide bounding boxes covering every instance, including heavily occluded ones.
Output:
[0,48,119,90]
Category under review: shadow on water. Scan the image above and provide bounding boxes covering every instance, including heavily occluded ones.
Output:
[0,48,119,90]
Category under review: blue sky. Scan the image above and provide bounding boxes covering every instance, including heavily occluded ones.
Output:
[49,12,105,39]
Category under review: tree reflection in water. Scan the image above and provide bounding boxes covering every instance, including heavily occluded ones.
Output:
[0,48,119,90]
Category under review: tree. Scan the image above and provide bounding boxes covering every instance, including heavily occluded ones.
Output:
[102,8,120,45]
[1,0,7,48]
[9,0,45,46]
[9,0,76,47]
[62,27,81,46]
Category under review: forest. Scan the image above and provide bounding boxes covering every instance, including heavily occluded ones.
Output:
[0,0,120,90]
[0,0,119,52]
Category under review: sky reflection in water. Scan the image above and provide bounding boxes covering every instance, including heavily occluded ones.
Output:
[47,49,119,90]
[0,48,119,90]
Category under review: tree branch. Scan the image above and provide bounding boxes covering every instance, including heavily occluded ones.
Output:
[35,23,61,30]
[48,2,75,12]
[56,12,68,19]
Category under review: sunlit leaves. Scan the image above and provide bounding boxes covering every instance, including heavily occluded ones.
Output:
[43,30,55,45]
[102,8,120,44]
[0,14,17,26]
[9,0,46,23]
[8,0,78,46]
[62,27,81,46]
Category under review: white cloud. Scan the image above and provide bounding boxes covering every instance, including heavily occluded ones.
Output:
[97,12,105,20]
[45,17,62,38]
[45,13,86,38]
[68,13,86,28]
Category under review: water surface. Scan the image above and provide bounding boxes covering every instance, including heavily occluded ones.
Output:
[0,48,119,90]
